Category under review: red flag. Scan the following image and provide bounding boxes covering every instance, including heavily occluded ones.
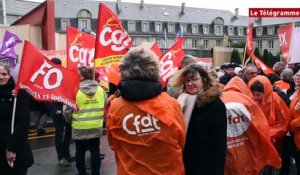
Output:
[42,50,67,68]
[252,55,274,75]
[150,42,163,58]
[160,37,185,87]
[67,26,95,72]
[246,20,254,55]
[277,23,294,62]
[15,41,80,109]
[94,3,132,68]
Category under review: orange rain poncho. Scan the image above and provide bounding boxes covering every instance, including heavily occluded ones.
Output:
[248,75,290,142]
[290,90,300,149]
[107,92,185,175]
[222,77,281,175]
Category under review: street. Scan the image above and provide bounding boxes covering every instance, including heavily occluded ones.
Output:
[27,127,116,175]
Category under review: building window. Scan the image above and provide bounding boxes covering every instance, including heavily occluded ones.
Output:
[203,25,209,34]
[256,27,263,36]
[214,25,223,35]
[155,23,162,32]
[181,24,187,32]
[268,40,274,49]
[228,40,232,47]
[168,23,175,33]
[192,24,198,34]
[192,39,197,49]
[257,40,262,49]
[216,40,222,46]
[142,22,149,32]
[203,40,208,49]
[168,38,174,47]
[183,40,187,48]
[77,9,92,31]
[227,27,234,36]
[238,27,243,36]
[61,19,70,31]
[268,26,274,35]
[128,21,136,32]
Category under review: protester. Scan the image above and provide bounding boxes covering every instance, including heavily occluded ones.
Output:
[270,62,286,84]
[106,46,186,175]
[219,63,235,85]
[45,58,72,167]
[64,66,106,175]
[173,64,227,175]
[222,76,281,175]
[0,63,34,175]
[243,64,258,84]
[234,66,243,78]
[167,54,198,98]
[286,68,300,175]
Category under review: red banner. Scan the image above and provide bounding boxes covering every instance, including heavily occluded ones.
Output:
[15,41,80,109]
[67,26,95,72]
[42,50,67,68]
[150,42,163,58]
[246,20,254,55]
[94,3,132,68]
[277,23,293,62]
[252,55,274,75]
[160,38,185,87]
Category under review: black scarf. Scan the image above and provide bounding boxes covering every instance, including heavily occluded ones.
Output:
[0,77,15,97]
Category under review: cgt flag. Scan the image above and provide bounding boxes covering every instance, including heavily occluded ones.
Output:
[94,3,132,68]
[160,37,185,87]
[15,41,80,109]
[67,26,95,72]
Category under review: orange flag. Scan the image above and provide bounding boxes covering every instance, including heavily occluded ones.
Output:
[159,38,184,87]
[246,19,254,56]
[252,54,274,75]
[277,22,294,62]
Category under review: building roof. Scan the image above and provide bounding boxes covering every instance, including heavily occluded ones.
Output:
[6,0,41,16]
[55,0,249,26]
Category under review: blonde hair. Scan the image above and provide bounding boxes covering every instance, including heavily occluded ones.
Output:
[120,46,160,81]
[0,62,10,75]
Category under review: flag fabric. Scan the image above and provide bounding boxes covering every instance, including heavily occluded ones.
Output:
[176,25,184,40]
[252,54,274,75]
[42,50,67,68]
[94,3,132,68]
[246,20,254,55]
[67,26,95,72]
[277,22,293,63]
[0,31,22,68]
[150,42,163,58]
[160,37,185,87]
[15,41,80,109]
[289,27,300,64]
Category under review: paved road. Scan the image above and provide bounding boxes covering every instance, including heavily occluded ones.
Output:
[28,131,116,175]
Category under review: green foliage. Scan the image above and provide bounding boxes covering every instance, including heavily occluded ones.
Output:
[231,40,246,48]
[230,49,242,64]
[254,47,261,58]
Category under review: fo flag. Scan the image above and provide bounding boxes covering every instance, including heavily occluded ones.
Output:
[15,41,80,109]
[246,20,254,55]
[94,3,132,68]
[252,55,274,75]
[67,26,95,72]
[277,23,293,62]
[160,37,185,87]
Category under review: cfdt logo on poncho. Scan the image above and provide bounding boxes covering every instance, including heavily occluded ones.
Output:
[226,102,251,137]
[122,113,161,136]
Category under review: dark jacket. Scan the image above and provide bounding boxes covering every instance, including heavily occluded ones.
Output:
[0,77,34,174]
[183,85,227,175]
[219,73,233,85]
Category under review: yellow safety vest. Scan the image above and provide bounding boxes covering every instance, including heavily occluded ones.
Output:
[72,87,105,130]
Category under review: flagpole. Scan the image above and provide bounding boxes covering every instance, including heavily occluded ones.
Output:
[11,97,17,134]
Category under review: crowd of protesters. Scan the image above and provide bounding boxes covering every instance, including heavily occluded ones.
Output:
[2,45,300,175]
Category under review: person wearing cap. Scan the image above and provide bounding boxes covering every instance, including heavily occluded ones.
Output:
[106,46,185,175]
[234,67,243,78]
[219,63,235,85]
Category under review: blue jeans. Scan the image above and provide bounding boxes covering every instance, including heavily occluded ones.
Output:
[75,138,101,175]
